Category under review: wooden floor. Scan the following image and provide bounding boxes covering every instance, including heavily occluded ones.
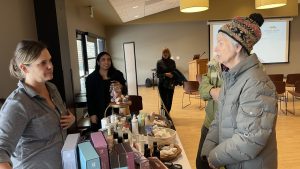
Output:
[139,86,300,169]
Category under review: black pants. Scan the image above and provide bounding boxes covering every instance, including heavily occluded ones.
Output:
[196,125,211,169]
[158,84,174,113]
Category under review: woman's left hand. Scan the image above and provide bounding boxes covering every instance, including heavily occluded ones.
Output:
[60,110,75,129]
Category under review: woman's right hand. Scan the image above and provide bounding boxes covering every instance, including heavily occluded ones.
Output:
[210,87,220,101]
[0,162,12,169]
[165,72,173,78]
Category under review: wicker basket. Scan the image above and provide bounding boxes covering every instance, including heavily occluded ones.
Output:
[158,144,182,162]
[147,127,176,145]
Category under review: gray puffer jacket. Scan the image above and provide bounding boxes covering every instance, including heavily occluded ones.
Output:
[201,54,278,169]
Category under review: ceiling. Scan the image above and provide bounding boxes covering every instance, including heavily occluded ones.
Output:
[109,0,179,23]
[78,0,300,26]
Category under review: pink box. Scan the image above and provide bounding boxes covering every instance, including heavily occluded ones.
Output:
[90,131,110,169]
[112,143,135,169]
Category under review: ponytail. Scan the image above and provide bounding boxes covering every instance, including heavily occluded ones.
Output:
[9,57,24,80]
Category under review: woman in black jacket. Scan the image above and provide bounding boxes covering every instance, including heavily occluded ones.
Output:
[156,48,176,115]
[86,52,127,130]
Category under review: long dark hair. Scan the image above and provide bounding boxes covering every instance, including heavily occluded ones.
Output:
[95,51,117,77]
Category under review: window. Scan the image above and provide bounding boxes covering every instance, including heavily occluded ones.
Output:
[76,30,106,93]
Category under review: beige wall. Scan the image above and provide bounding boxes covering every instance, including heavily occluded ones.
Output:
[65,0,106,94]
[106,13,300,85]
[0,0,37,98]
[0,0,106,98]
[106,22,209,85]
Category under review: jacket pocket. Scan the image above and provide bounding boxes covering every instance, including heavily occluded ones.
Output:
[240,106,263,117]
[236,106,264,134]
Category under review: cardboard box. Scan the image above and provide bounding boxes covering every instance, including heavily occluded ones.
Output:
[131,147,150,169]
[110,150,128,169]
[90,131,110,169]
[78,141,101,169]
[61,133,80,169]
[111,143,135,169]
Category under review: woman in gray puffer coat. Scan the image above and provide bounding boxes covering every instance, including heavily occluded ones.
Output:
[201,13,277,169]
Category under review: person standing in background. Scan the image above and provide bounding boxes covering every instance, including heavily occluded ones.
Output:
[86,51,127,131]
[196,58,227,169]
[201,13,278,169]
[156,48,176,116]
[0,40,75,169]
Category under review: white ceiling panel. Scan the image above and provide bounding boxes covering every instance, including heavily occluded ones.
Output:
[109,0,179,23]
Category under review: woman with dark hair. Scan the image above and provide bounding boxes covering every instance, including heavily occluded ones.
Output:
[86,51,127,130]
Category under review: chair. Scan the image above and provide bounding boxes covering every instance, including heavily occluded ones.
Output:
[287,81,300,115]
[182,81,200,108]
[128,95,143,115]
[286,74,300,88]
[269,74,284,82]
[273,81,287,115]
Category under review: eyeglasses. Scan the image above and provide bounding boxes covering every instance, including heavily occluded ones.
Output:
[163,162,183,169]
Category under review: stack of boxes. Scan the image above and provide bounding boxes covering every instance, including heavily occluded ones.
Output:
[61,131,136,169]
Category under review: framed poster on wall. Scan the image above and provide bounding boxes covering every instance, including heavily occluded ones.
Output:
[123,42,138,95]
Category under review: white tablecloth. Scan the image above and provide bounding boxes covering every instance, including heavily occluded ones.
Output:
[172,132,192,169]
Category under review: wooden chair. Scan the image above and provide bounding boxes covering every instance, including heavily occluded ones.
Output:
[182,81,200,108]
[269,74,284,82]
[286,74,300,88]
[273,81,287,115]
[288,81,300,115]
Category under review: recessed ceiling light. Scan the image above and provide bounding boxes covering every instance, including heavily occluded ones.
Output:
[134,15,139,18]
[133,6,138,9]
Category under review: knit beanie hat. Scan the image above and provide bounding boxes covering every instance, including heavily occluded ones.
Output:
[219,13,264,55]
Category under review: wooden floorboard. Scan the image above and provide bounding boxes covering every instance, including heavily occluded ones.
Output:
[139,86,300,169]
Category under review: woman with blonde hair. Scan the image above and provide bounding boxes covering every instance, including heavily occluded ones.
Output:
[0,40,75,169]
[156,48,176,119]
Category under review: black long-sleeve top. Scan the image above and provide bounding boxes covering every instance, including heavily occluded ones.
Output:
[156,58,176,85]
[85,69,127,120]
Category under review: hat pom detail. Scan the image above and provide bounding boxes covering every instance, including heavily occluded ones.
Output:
[249,13,264,27]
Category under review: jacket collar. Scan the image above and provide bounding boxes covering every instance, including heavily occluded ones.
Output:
[18,81,54,98]
[223,54,260,87]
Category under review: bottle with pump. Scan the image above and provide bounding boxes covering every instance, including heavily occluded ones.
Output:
[131,114,139,135]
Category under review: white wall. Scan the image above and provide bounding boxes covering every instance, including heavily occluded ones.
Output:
[0,0,37,98]
[106,22,209,85]
[264,13,300,74]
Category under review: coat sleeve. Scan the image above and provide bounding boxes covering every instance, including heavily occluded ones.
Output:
[156,61,165,79]
[200,97,220,158]
[85,76,98,116]
[199,73,214,101]
[208,80,277,167]
[0,99,28,165]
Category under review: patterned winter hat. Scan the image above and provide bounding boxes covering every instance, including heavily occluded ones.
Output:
[219,13,264,55]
